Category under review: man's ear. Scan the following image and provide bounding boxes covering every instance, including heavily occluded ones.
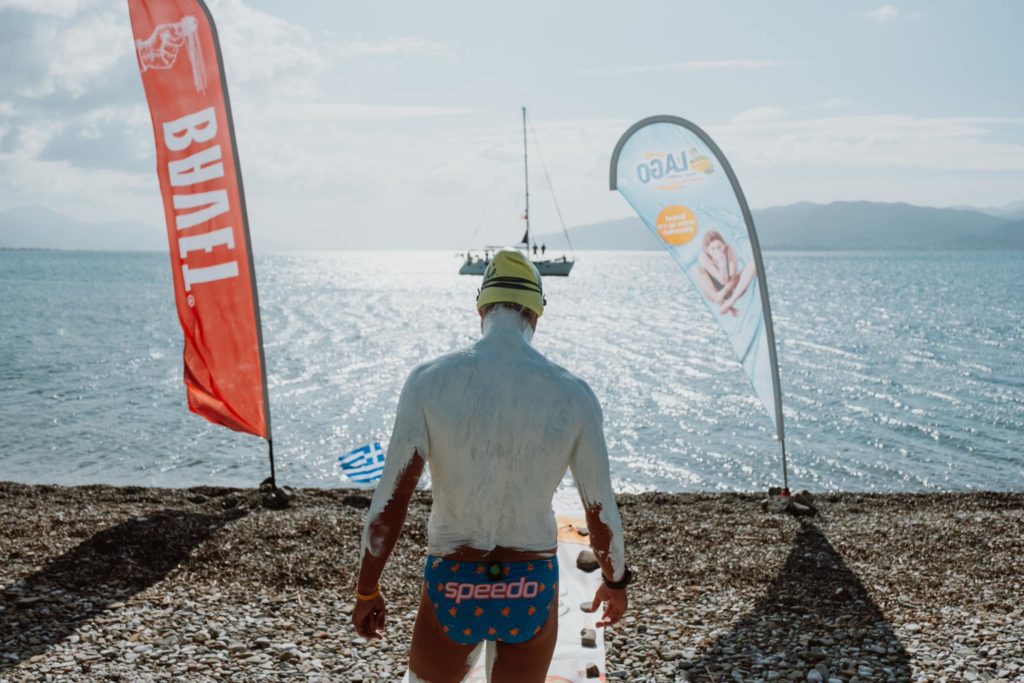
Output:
[526,310,538,331]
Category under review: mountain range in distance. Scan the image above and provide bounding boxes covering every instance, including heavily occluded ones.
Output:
[0,206,165,252]
[2,200,1023,252]
[534,200,1024,251]
[0,206,290,253]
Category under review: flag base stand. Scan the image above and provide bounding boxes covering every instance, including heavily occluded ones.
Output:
[762,487,817,517]
[259,477,295,510]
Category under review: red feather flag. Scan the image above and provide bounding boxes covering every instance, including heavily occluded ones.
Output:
[127,0,271,440]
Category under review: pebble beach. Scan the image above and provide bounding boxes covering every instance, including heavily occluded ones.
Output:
[1,483,1021,682]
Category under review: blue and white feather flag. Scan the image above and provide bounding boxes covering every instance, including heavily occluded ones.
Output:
[339,442,386,484]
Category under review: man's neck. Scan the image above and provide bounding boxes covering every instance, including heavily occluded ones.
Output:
[481,307,533,343]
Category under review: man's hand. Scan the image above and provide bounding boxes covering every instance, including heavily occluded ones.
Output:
[590,583,628,628]
[352,593,387,640]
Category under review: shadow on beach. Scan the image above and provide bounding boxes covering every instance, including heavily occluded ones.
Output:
[686,522,912,682]
[0,507,246,670]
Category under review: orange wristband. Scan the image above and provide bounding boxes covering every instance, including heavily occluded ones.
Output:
[355,585,381,601]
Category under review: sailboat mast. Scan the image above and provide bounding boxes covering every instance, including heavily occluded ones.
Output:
[522,106,530,255]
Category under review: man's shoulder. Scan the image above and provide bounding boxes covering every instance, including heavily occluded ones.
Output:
[536,355,583,386]
[403,348,473,386]
[565,370,603,416]
[404,346,601,412]
[528,355,603,413]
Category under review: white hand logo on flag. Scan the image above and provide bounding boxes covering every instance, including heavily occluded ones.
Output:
[135,16,207,93]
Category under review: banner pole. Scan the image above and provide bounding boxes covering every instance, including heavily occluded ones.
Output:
[780,440,789,494]
[267,438,277,489]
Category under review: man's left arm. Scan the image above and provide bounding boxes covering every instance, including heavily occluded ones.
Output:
[570,384,626,582]
[569,382,629,627]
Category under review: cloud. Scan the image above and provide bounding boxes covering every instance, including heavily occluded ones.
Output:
[266,103,478,122]
[732,100,848,124]
[713,115,1024,173]
[336,37,456,59]
[207,6,458,93]
[0,0,461,173]
[30,10,131,99]
[583,59,794,76]
[37,105,152,171]
[0,0,89,18]
[732,106,787,124]
[0,1,139,102]
[207,0,326,93]
[0,151,159,227]
[864,5,900,22]
[806,98,848,110]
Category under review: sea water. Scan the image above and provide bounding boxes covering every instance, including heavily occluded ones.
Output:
[1,250,1021,492]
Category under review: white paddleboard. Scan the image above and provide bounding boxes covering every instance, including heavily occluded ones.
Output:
[543,510,607,682]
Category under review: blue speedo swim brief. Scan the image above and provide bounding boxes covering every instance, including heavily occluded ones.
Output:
[423,554,558,645]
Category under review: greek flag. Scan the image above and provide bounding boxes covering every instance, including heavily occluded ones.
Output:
[339,442,386,484]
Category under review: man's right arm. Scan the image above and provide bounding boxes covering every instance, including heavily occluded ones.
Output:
[359,367,430,572]
[352,368,429,638]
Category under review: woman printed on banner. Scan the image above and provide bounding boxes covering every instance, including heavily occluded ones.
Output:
[694,229,757,317]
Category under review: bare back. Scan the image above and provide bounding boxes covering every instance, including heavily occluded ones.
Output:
[415,309,591,555]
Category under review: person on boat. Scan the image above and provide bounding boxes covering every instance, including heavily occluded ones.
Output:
[532,244,538,256]
[694,229,756,317]
[541,243,546,256]
[352,248,630,682]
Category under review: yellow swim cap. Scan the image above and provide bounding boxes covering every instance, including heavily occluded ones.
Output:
[476,248,545,317]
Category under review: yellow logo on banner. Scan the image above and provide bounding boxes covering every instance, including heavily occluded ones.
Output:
[636,148,714,190]
[656,205,698,246]
[689,152,714,174]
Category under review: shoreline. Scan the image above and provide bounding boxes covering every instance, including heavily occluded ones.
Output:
[1,483,1021,682]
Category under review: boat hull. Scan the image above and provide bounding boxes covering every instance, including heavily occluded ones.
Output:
[459,258,574,277]
[535,259,574,276]
[458,260,487,276]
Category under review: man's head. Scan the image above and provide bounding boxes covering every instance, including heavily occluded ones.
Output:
[476,248,544,329]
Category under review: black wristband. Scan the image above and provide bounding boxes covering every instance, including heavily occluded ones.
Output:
[603,566,632,590]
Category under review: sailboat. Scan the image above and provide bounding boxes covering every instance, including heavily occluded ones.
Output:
[459,108,575,276]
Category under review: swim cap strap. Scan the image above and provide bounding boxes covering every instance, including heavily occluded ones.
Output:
[480,275,543,295]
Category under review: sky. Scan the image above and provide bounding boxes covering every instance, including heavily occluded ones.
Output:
[1,0,1022,250]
